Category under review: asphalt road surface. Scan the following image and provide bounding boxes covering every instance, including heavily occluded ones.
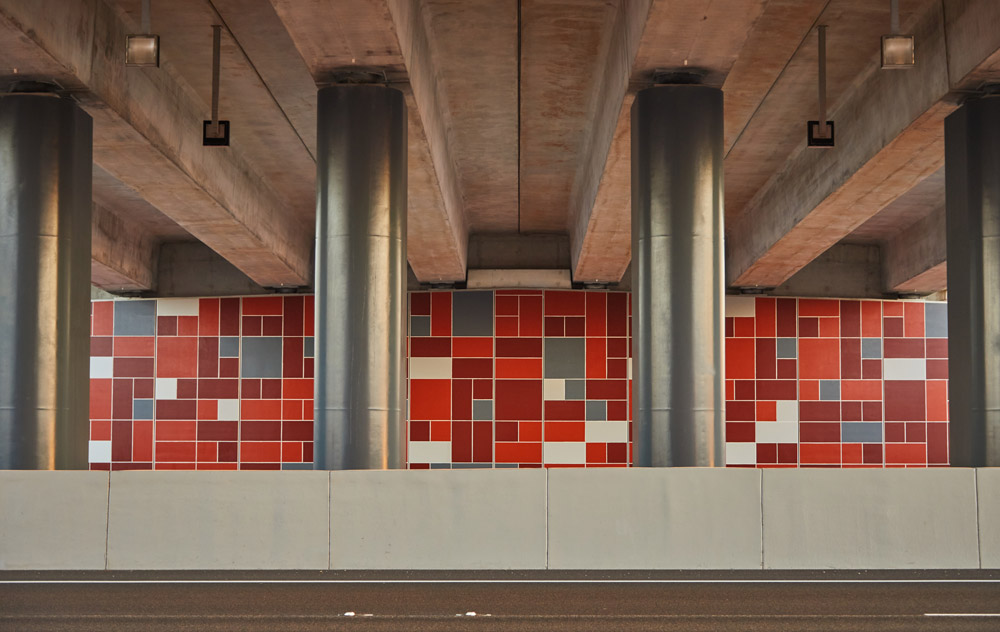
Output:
[2,570,999,631]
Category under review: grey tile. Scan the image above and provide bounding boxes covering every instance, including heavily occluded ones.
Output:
[841,422,883,443]
[776,338,797,359]
[430,463,452,470]
[473,400,493,421]
[219,337,240,358]
[819,380,840,401]
[241,337,283,378]
[133,399,153,420]
[304,337,315,358]
[410,316,430,337]
[452,463,492,469]
[114,300,156,336]
[586,400,607,421]
[495,463,519,469]
[281,463,314,470]
[925,302,948,338]
[565,380,586,400]
[452,291,493,337]
[545,338,586,379]
[861,338,882,359]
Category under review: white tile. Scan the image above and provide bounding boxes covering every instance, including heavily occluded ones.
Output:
[217,399,239,421]
[755,421,798,444]
[726,442,757,466]
[90,357,113,379]
[407,441,452,463]
[585,421,629,443]
[543,442,586,465]
[883,358,926,380]
[775,400,799,422]
[543,379,566,401]
[155,378,177,400]
[88,440,112,463]
[627,358,632,380]
[155,297,200,317]
[725,296,756,318]
[409,357,452,380]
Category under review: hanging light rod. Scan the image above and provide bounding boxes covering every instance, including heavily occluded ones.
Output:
[203,25,230,146]
[807,25,834,147]
[882,0,915,69]
[125,0,159,67]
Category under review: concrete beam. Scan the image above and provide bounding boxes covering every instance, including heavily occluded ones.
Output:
[91,203,158,292]
[727,0,1000,288]
[0,0,312,287]
[570,0,766,283]
[771,243,883,299]
[883,205,947,294]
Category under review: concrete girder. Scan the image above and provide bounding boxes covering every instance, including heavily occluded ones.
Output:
[91,202,158,292]
[270,0,469,282]
[569,0,766,283]
[727,0,1000,289]
[883,205,947,294]
[0,0,313,288]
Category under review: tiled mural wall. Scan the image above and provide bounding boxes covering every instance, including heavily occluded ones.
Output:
[89,291,948,470]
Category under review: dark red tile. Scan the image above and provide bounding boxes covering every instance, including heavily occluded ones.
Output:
[777,443,798,464]
[452,421,472,462]
[756,443,777,464]
[198,337,219,378]
[283,296,304,336]
[586,379,627,400]
[841,401,863,421]
[544,317,564,337]
[198,299,220,336]
[177,379,197,399]
[862,401,882,422]
[410,337,451,357]
[241,420,281,441]
[473,379,492,399]
[545,400,586,421]
[218,442,238,462]
[453,358,493,379]
[452,379,472,420]
[862,444,883,464]
[496,421,518,442]
[282,420,313,441]
[133,378,153,399]
[410,420,430,441]
[607,358,627,378]
[776,299,797,337]
[840,300,861,337]
[607,293,628,336]
[755,338,776,379]
[756,380,796,400]
[243,296,283,316]
[725,401,755,421]
[798,317,818,337]
[262,316,283,336]
[927,359,948,379]
[800,422,840,442]
[755,298,776,337]
[91,336,113,356]
[885,421,905,442]
[725,317,734,338]
[564,317,585,337]
[156,399,197,420]
[926,339,948,359]
[735,380,755,400]
[884,338,925,359]
[198,378,239,399]
[905,421,927,442]
[545,290,586,316]
[410,292,431,316]
[776,359,797,379]
[220,357,239,378]
[495,380,542,420]
[884,380,926,421]
[242,316,262,337]
[112,379,133,420]
[114,357,155,378]
[283,336,303,378]
[197,420,238,441]
[473,421,493,462]
[220,298,240,335]
[157,316,178,336]
[431,292,452,337]
[883,317,904,337]
[112,420,132,461]
[242,378,261,399]
[927,422,949,464]
[726,422,754,442]
[519,296,544,336]
[262,378,282,399]
[799,401,840,422]
[862,359,882,380]
[841,338,861,379]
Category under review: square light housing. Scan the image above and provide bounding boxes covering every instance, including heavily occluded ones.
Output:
[807,120,835,147]
[881,34,914,69]
[126,34,160,67]
[203,120,230,146]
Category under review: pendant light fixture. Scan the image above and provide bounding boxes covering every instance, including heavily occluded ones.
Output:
[881,0,915,69]
[808,25,834,147]
[203,25,230,146]
[125,0,159,67]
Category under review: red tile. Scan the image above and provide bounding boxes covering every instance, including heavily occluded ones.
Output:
[842,443,863,465]
[452,379,472,420]
[607,337,627,358]
[735,380,755,400]
[884,380,925,421]
[262,316,283,336]
[92,301,114,335]
[927,422,949,464]
[220,298,240,336]
[863,401,883,422]
[220,357,239,378]
[756,401,777,421]
[777,359,797,379]
[725,401,755,421]
[157,316,178,336]
[496,337,542,358]
[199,378,239,399]
[585,293,607,337]
[545,290,586,316]
[519,295,544,336]
[90,379,112,420]
[926,359,948,379]
[410,337,451,357]
[861,359,882,380]
[198,337,219,378]
[798,317,818,337]
[607,442,628,464]
[410,379,450,420]
[862,444,882,465]
[800,443,840,464]
[565,317,586,336]
[241,442,282,462]
[587,379,627,400]
[304,296,315,337]
[283,296,304,336]
[410,420,430,441]
[885,443,925,465]
[134,379,154,399]
[243,296,283,316]
[607,358,627,379]
[883,317,904,337]
[282,400,302,420]
[819,317,840,338]
[112,420,132,461]
[778,443,798,464]
[242,420,281,440]
[734,317,755,338]
[883,301,903,316]
[91,420,111,441]
[156,399,197,420]
[800,401,840,422]
[283,378,312,400]
[841,401,862,421]
[727,379,736,402]
[197,400,218,420]
[607,293,628,336]
[198,299,220,336]
[114,358,155,378]
[473,379,492,399]
[545,317,565,337]
[776,299,796,336]
[725,338,755,379]
[114,337,155,357]
[519,421,543,441]
[218,442,238,462]
[756,443,777,464]
[261,379,281,399]
[904,302,925,337]
[496,358,542,379]
[799,338,840,379]
[496,316,519,337]
[906,422,927,442]
[281,442,303,463]
[545,400,585,421]
[452,421,472,462]
[239,378,259,400]
[755,338,776,379]
[587,442,608,464]
[410,292,431,316]
[473,421,493,462]
[453,358,493,379]
[726,422,754,442]
[546,421,585,442]
[156,441,197,462]
[842,380,881,401]
[91,336,113,356]
[176,379,197,399]
[800,422,840,442]
[884,338,924,358]
[495,442,542,463]
[177,316,198,336]
[927,380,948,421]
[283,336,304,378]
[156,337,198,378]
[607,400,627,421]
[755,298,776,337]
[840,301,861,337]
[799,299,840,317]
[884,421,905,442]
[197,420,238,441]
[756,380,796,400]
[241,399,281,421]
[861,301,882,337]
[156,421,197,441]
[495,380,543,420]
[586,338,607,379]
[496,421,518,442]
[799,380,819,401]
[725,317,734,337]
[926,339,948,359]
[452,337,493,357]
[431,292,452,337]
[840,338,861,379]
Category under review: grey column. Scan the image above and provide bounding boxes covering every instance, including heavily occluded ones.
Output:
[314,85,406,470]
[946,94,1000,466]
[0,95,92,470]
[631,85,724,467]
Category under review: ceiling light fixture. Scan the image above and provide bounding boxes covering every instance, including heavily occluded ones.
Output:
[807,25,834,147]
[881,0,914,69]
[125,0,159,67]
[203,25,230,146]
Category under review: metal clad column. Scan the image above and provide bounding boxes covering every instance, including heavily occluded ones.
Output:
[0,95,92,469]
[632,85,724,467]
[946,95,1000,466]
[314,85,406,469]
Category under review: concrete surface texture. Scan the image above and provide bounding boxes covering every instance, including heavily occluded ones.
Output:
[3,468,1000,571]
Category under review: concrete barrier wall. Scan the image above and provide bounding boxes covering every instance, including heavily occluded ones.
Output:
[1,468,998,570]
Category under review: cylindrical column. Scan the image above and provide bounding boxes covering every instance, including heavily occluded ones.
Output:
[314,85,406,469]
[0,94,92,469]
[631,85,724,467]
[946,94,1000,466]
